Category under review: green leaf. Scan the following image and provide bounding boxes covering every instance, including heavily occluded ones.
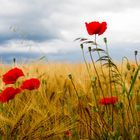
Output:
[128,65,140,96]
[83,40,96,45]
[96,55,110,62]
[38,56,46,61]
[91,48,105,52]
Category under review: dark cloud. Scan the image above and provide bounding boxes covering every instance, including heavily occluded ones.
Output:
[1,0,140,43]
[0,0,140,62]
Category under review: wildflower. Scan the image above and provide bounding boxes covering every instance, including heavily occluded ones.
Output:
[85,21,107,36]
[20,78,40,90]
[0,87,21,103]
[3,67,24,85]
[99,96,118,105]
[65,130,73,137]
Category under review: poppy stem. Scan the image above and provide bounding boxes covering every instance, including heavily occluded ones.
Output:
[80,45,98,108]
[80,44,91,78]
[104,39,114,131]
[94,35,112,128]
[94,35,108,93]
[89,49,105,103]
[68,74,79,99]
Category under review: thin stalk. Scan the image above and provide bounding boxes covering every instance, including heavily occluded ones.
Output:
[104,39,114,131]
[80,117,101,139]
[81,45,98,108]
[104,39,113,97]
[94,35,108,91]
[81,41,110,132]
[127,65,140,126]
[68,74,80,140]
[94,36,111,120]
[68,74,79,99]
[81,44,91,78]
[89,48,105,98]
[89,49,109,114]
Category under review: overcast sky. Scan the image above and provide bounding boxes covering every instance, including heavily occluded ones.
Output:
[0,0,140,63]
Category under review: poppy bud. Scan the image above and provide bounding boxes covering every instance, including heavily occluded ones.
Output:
[68,74,72,79]
[126,62,131,71]
[80,44,83,49]
[88,47,91,52]
[13,57,16,64]
[134,50,138,56]
[103,37,107,44]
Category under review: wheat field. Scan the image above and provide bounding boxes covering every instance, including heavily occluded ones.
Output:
[0,60,140,140]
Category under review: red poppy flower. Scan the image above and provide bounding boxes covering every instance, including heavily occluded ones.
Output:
[0,87,21,103]
[20,78,40,90]
[3,67,24,85]
[65,130,73,137]
[99,96,118,105]
[85,21,107,36]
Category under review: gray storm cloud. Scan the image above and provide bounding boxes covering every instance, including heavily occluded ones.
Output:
[1,0,140,41]
[0,0,140,62]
